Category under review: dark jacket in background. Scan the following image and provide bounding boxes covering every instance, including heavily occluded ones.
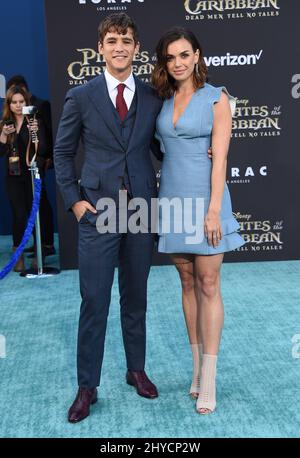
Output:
[0,118,48,174]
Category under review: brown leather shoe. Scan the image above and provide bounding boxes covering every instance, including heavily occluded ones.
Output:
[12,247,25,273]
[68,387,97,423]
[126,370,158,399]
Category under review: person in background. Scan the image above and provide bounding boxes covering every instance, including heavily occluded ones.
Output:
[0,86,48,271]
[6,75,55,257]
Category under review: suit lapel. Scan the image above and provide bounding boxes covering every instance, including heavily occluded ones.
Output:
[126,76,147,153]
[87,75,125,150]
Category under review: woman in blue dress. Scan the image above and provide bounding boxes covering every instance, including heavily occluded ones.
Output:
[152,27,245,414]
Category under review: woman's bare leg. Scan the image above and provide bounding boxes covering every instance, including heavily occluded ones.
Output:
[193,253,224,413]
[172,254,202,397]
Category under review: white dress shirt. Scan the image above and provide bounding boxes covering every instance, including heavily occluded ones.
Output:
[104,69,136,110]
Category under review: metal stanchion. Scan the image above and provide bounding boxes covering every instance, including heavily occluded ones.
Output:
[20,106,60,278]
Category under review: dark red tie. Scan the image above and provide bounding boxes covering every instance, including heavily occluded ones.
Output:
[116,83,128,122]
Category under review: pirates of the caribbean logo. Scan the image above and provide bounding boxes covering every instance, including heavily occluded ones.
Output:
[67,48,154,85]
[184,0,280,14]
[234,213,284,252]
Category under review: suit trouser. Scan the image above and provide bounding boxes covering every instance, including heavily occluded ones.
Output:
[77,211,155,388]
[6,174,54,247]
[6,175,33,247]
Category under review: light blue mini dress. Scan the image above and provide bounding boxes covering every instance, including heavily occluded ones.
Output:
[155,83,245,255]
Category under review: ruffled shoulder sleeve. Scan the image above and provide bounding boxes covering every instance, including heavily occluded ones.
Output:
[211,86,236,116]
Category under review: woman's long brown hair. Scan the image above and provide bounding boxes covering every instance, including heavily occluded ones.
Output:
[0,86,30,144]
[152,27,208,99]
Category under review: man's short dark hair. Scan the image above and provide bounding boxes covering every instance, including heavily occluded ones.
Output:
[6,74,29,91]
[98,13,139,44]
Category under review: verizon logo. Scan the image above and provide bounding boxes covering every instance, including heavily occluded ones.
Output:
[205,50,263,67]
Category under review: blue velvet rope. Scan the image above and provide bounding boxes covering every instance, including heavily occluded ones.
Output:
[0,178,42,280]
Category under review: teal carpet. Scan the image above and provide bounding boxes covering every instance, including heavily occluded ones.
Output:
[0,235,299,438]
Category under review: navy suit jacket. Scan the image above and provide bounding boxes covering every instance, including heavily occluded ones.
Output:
[54,74,163,212]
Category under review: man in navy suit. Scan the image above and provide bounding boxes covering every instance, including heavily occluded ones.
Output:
[54,13,163,423]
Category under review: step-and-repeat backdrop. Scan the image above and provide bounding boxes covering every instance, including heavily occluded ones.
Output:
[45,0,300,269]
